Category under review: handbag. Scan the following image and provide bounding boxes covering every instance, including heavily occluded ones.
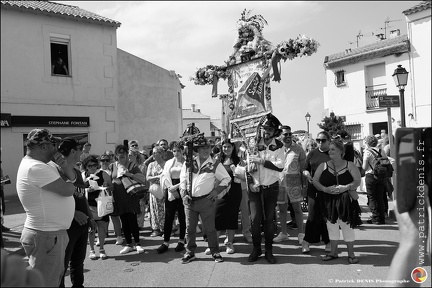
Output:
[121,176,147,195]
[149,183,164,199]
[96,188,114,217]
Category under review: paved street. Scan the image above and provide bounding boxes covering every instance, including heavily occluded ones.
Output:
[2,192,431,287]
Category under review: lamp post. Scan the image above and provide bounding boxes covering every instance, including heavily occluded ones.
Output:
[392,64,409,128]
[305,112,311,134]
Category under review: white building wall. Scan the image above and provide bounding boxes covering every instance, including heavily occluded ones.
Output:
[406,8,431,127]
[1,8,119,196]
[324,53,410,138]
[117,49,183,147]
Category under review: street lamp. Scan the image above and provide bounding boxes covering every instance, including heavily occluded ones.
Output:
[305,112,311,134]
[392,64,409,127]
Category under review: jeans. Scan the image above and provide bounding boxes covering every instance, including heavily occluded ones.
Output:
[21,227,69,288]
[248,182,279,251]
[60,223,88,288]
[184,196,219,255]
[365,174,386,222]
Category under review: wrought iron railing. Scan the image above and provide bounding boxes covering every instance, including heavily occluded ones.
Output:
[365,84,387,110]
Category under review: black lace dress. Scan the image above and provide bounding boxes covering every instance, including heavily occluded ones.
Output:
[319,162,361,228]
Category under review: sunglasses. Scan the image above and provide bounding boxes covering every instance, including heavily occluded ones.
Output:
[281,132,292,137]
[130,144,138,148]
[100,159,110,162]
[87,164,98,168]
[316,139,327,143]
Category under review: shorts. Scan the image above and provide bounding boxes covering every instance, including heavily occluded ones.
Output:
[278,185,303,204]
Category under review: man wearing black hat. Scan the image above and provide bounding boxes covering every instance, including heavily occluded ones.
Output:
[17,129,76,287]
[179,137,231,264]
[247,113,284,264]
[57,138,95,288]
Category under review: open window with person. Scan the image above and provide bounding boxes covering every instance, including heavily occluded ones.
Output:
[51,41,70,76]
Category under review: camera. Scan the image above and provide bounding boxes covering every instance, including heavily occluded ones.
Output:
[395,127,431,213]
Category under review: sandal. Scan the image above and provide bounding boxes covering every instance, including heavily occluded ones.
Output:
[348,256,359,264]
[321,254,339,261]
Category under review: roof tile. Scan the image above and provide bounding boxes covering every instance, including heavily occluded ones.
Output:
[1,1,121,27]
[403,1,431,15]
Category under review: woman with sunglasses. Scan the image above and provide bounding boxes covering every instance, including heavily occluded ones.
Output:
[301,131,332,254]
[99,153,123,245]
[82,155,113,260]
[110,144,146,254]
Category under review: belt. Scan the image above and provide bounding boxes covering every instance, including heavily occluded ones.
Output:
[191,193,210,201]
[260,181,279,189]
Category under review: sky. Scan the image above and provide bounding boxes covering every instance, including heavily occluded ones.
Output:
[58,1,415,137]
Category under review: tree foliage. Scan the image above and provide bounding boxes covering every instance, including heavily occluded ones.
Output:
[317,112,345,136]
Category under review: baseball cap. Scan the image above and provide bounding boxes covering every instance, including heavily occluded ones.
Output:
[58,137,83,155]
[26,128,61,146]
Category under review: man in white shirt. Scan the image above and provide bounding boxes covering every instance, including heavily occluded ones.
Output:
[17,128,76,287]
[248,113,284,264]
[180,137,231,264]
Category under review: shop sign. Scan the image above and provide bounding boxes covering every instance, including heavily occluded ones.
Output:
[12,116,90,127]
[1,113,11,127]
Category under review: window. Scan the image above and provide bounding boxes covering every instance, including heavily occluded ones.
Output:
[345,124,362,140]
[335,70,346,86]
[50,34,71,76]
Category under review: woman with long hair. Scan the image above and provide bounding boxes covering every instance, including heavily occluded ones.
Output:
[301,131,332,254]
[146,146,166,237]
[313,139,361,263]
[157,141,187,253]
[213,139,243,254]
[110,144,146,254]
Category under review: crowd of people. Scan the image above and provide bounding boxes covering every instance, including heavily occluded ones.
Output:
[2,116,402,286]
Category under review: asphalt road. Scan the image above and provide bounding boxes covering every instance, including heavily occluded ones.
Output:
[2,193,431,287]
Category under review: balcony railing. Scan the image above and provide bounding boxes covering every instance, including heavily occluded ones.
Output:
[366,85,387,110]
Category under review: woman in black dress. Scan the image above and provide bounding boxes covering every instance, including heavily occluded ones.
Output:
[301,131,332,253]
[214,139,243,254]
[312,139,361,264]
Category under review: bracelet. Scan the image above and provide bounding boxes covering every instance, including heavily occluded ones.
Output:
[66,177,77,184]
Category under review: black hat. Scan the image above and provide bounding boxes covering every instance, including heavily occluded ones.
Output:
[58,137,83,156]
[261,113,282,137]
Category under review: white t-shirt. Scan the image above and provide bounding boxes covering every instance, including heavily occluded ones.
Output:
[16,156,75,231]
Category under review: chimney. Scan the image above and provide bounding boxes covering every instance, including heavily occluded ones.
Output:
[191,104,195,112]
[389,29,400,38]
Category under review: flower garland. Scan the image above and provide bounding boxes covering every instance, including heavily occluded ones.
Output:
[189,9,320,88]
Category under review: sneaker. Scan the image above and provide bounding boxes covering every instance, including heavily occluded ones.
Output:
[181,253,196,264]
[212,252,224,263]
[157,243,169,254]
[99,249,108,260]
[136,245,145,254]
[205,248,211,255]
[302,242,310,254]
[298,233,305,245]
[287,221,298,230]
[89,250,98,260]
[120,245,134,254]
[174,242,185,252]
[325,243,331,252]
[244,234,253,243]
[273,232,289,242]
[150,230,162,237]
[115,236,124,245]
[225,242,235,254]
